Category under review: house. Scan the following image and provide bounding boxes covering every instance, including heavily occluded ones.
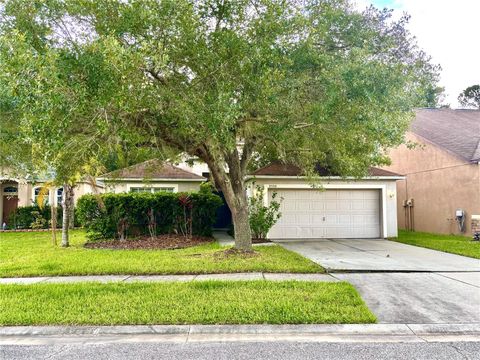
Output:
[2,156,401,239]
[0,161,204,228]
[248,162,401,239]
[382,108,480,235]
[0,172,102,226]
[95,158,402,239]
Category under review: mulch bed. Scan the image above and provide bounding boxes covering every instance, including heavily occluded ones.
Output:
[84,234,214,250]
[252,238,272,244]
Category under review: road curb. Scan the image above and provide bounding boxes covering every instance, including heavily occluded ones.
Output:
[1,323,479,337]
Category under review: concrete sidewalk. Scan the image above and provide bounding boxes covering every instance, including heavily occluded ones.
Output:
[0,273,338,284]
[1,324,479,345]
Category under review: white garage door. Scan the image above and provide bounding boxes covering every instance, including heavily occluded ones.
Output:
[268,189,381,239]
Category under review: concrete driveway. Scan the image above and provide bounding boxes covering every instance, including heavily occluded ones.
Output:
[277,238,480,272]
[277,239,480,323]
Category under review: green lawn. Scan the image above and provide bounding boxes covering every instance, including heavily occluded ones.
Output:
[0,230,323,277]
[393,230,480,259]
[0,281,375,325]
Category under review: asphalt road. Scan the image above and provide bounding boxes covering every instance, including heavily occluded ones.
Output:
[2,341,480,360]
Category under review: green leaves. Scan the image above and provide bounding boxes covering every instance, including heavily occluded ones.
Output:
[76,191,223,240]
[0,0,440,221]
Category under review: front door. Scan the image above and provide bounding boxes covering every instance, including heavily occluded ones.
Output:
[3,195,19,226]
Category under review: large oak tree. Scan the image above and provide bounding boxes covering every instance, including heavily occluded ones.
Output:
[0,0,439,250]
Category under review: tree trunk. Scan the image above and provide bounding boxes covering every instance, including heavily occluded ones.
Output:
[195,145,254,251]
[50,205,57,246]
[68,204,75,229]
[209,162,253,251]
[228,191,252,251]
[61,184,74,247]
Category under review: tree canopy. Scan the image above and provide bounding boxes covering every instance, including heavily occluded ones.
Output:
[0,0,440,249]
[458,85,480,109]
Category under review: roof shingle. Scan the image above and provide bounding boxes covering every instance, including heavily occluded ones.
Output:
[411,109,480,162]
[101,160,205,180]
[251,162,400,177]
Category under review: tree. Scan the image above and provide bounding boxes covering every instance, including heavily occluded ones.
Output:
[458,85,480,109]
[0,0,439,251]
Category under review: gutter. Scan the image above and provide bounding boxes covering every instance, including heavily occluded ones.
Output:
[97,177,206,182]
[246,175,405,181]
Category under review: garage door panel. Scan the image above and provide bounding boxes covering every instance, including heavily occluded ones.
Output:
[269,189,381,239]
[295,200,311,211]
[311,227,327,237]
[310,201,325,211]
[278,213,297,225]
[282,201,296,211]
[365,214,380,225]
[296,213,312,225]
[338,214,352,224]
[337,200,352,210]
[351,200,366,210]
[364,199,380,209]
[323,214,338,225]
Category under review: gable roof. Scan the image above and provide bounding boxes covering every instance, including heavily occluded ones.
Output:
[251,162,401,177]
[100,159,205,181]
[411,109,480,162]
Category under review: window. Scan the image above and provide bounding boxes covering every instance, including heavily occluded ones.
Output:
[3,186,18,194]
[130,187,152,193]
[153,188,174,193]
[57,188,63,205]
[130,187,175,193]
[34,187,49,205]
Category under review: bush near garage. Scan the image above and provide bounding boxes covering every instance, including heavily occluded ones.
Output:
[76,192,222,240]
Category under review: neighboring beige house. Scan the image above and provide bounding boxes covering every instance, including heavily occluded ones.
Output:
[249,162,401,239]
[0,173,101,226]
[97,159,206,194]
[383,108,480,235]
[0,160,204,227]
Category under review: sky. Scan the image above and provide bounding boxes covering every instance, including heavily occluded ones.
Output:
[356,0,480,108]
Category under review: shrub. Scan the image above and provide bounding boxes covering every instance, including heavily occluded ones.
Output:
[76,192,223,240]
[30,211,47,229]
[248,185,283,240]
[8,205,63,229]
[7,205,73,229]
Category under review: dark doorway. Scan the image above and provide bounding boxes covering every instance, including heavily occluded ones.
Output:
[213,191,232,229]
[3,195,18,226]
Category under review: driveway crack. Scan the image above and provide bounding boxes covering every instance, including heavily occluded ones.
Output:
[447,343,470,360]
[433,272,480,289]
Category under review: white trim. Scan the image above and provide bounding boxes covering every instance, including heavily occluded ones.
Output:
[248,175,404,181]
[126,183,179,193]
[98,177,205,182]
[265,183,388,238]
[32,186,50,206]
[55,187,63,207]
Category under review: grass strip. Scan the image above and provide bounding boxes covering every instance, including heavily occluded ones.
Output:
[0,230,323,277]
[0,281,375,325]
[393,230,480,259]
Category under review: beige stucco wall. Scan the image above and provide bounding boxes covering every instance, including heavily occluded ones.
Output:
[248,177,399,238]
[104,180,203,194]
[384,132,480,235]
[1,180,101,216]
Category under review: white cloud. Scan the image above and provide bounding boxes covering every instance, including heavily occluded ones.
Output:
[356,0,480,108]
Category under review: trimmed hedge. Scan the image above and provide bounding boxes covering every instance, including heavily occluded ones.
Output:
[76,192,223,240]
